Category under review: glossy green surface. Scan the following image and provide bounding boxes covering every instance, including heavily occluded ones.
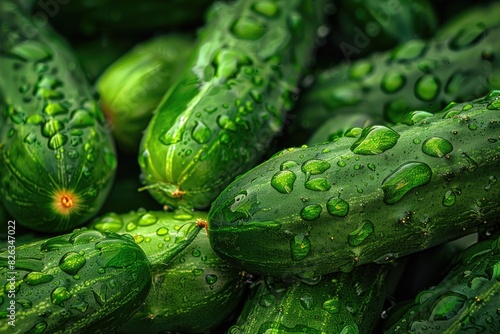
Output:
[229,264,390,334]
[139,0,327,210]
[0,1,117,233]
[385,234,500,333]
[97,34,194,153]
[0,229,151,333]
[209,92,500,278]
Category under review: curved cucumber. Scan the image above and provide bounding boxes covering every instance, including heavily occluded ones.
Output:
[208,91,500,278]
[97,34,194,153]
[385,234,500,333]
[139,0,327,210]
[229,264,390,334]
[89,209,244,333]
[0,1,117,232]
[288,12,500,143]
[0,229,151,333]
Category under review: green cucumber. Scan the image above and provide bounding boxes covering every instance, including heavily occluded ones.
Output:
[208,91,500,278]
[0,228,151,333]
[89,209,244,333]
[0,0,117,233]
[229,263,390,334]
[97,34,194,153]
[139,0,327,210]
[384,233,500,333]
[288,10,500,143]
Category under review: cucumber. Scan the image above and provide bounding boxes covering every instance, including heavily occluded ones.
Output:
[89,209,244,333]
[384,233,500,333]
[0,0,117,233]
[0,228,151,333]
[97,34,194,154]
[288,10,500,143]
[139,0,327,210]
[229,263,390,334]
[208,91,500,278]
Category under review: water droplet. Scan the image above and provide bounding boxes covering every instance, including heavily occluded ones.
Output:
[290,234,311,261]
[192,268,203,276]
[327,198,349,217]
[461,153,478,172]
[323,296,340,314]
[26,321,48,334]
[421,137,453,158]
[442,190,456,207]
[300,204,322,221]
[205,274,218,285]
[429,292,467,320]
[252,1,279,17]
[23,132,38,145]
[400,110,433,125]
[98,268,106,274]
[26,114,45,125]
[51,286,72,305]
[391,40,426,62]
[305,178,331,191]
[485,175,497,191]
[348,220,374,246]
[367,163,376,171]
[449,25,485,50]
[299,293,314,310]
[41,235,72,252]
[90,213,123,233]
[11,40,52,61]
[59,252,86,276]
[48,133,68,150]
[381,70,405,93]
[467,123,477,131]
[23,272,54,286]
[70,109,96,128]
[259,293,275,307]
[42,119,64,138]
[302,159,330,175]
[231,17,266,40]
[271,170,296,194]
[136,213,158,226]
[415,74,440,101]
[337,161,346,167]
[216,115,237,131]
[348,60,373,81]
[382,162,432,204]
[191,121,212,144]
[156,227,169,236]
[351,125,400,155]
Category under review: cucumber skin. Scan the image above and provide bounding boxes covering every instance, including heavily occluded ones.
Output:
[0,229,151,334]
[89,209,245,333]
[97,34,194,154]
[385,234,500,333]
[208,92,500,278]
[139,0,327,210]
[0,1,117,233]
[289,14,500,143]
[229,264,390,334]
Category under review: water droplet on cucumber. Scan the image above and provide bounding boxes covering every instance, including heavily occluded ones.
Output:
[59,252,86,276]
[381,70,405,93]
[326,198,349,217]
[23,272,54,286]
[382,162,432,204]
[271,170,296,194]
[231,17,267,40]
[290,234,311,261]
[299,293,314,310]
[347,220,374,246]
[415,74,440,101]
[422,137,453,157]
[300,204,322,221]
[51,286,72,305]
[351,125,400,155]
[191,121,212,144]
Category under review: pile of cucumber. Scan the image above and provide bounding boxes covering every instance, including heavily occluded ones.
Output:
[1,0,499,333]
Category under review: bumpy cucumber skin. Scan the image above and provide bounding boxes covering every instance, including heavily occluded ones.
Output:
[139,0,327,210]
[208,92,500,278]
[0,229,151,333]
[0,1,117,233]
[385,234,500,333]
[89,209,245,333]
[230,264,390,334]
[97,34,194,153]
[289,15,500,143]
